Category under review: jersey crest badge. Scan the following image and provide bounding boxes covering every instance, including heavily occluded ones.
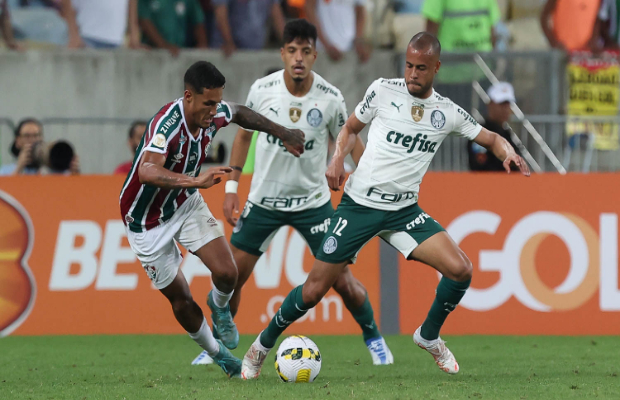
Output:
[153,133,167,148]
[307,108,323,127]
[290,107,302,123]
[431,110,446,129]
[411,105,424,122]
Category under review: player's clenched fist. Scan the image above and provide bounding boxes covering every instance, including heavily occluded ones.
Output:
[194,166,233,189]
[325,158,346,191]
[282,128,305,157]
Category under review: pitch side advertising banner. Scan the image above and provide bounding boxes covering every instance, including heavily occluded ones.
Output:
[1,174,619,336]
[0,175,379,337]
[399,174,620,335]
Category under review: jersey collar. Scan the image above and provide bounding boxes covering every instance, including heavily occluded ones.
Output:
[178,99,202,142]
[410,88,436,104]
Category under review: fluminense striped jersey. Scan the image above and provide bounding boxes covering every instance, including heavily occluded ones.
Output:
[119,98,232,233]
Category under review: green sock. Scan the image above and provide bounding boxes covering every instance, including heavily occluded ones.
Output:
[259,285,309,349]
[420,277,470,341]
[350,294,381,342]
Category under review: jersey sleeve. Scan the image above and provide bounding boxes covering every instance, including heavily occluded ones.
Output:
[138,0,153,20]
[213,100,233,130]
[189,0,205,25]
[144,106,183,156]
[451,105,482,140]
[354,79,380,124]
[328,95,348,137]
[422,0,444,23]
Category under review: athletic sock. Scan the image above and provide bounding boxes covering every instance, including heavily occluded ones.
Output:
[350,294,381,342]
[188,317,220,357]
[211,286,233,308]
[420,277,471,341]
[259,285,309,349]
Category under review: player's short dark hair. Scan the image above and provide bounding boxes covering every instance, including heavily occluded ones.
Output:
[11,118,43,157]
[283,19,317,46]
[184,61,226,93]
[408,32,441,56]
[128,120,147,139]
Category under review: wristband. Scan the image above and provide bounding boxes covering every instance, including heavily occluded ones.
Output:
[230,165,243,172]
[225,180,239,194]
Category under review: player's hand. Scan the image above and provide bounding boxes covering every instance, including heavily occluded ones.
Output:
[15,143,33,173]
[503,154,530,177]
[223,192,240,227]
[67,32,85,49]
[282,128,305,157]
[326,157,346,191]
[194,166,233,189]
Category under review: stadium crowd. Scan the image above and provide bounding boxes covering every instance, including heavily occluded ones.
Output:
[1,0,617,55]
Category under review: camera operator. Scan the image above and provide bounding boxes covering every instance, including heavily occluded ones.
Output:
[0,118,80,176]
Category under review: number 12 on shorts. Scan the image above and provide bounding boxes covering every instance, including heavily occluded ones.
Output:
[333,217,348,236]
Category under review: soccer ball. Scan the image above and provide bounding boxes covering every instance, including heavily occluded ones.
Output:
[274,335,322,383]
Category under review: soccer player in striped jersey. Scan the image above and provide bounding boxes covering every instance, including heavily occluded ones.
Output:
[119,61,305,378]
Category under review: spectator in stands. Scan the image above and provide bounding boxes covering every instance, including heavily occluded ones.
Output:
[0,118,43,175]
[138,0,207,56]
[114,120,146,175]
[541,0,601,51]
[8,0,84,47]
[422,0,501,52]
[597,0,620,49]
[305,0,371,62]
[210,0,285,57]
[1,0,23,49]
[71,0,141,49]
[468,82,520,171]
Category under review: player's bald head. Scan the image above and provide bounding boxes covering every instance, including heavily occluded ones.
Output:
[408,32,441,58]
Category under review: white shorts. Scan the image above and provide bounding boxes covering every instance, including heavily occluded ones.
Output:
[126,193,224,289]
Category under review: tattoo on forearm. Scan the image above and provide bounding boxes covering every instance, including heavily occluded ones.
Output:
[235,106,288,140]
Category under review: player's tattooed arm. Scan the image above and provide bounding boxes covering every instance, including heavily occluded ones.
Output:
[326,113,367,191]
[228,102,305,157]
[139,151,232,189]
[474,128,531,176]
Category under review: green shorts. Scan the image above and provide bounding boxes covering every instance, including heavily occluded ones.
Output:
[230,200,334,256]
[316,194,445,264]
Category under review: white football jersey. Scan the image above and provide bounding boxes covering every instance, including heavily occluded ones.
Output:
[345,78,482,211]
[245,70,348,211]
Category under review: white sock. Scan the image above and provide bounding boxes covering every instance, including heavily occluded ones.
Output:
[255,331,271,352]
[211,286,233,308]
[188,318,219,357]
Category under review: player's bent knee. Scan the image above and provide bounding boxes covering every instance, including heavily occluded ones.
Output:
[170,297,195,314]
[452,256,473,282]
[212,260,238,288]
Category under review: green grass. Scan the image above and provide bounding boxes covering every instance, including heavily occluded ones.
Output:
[1,335,619,399]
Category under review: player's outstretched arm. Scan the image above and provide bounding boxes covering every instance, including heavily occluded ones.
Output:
[473,128,531,176]
[222,128,253,226]
[351,134,366,166]
[138,151,232,189]
[228,103,305,157]
[326,113,367,191]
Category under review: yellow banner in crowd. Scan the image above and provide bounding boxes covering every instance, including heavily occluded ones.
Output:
[567,52,619,150]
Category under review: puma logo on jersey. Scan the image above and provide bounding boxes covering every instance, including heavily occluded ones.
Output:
[391,102,402,112]
[387,131,437,154]
[269,107,279,116]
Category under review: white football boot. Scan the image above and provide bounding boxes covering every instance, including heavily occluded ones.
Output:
[365,337,394,365]
[413,326,459,374]
[240,335,271,380]
[191,350,213,365]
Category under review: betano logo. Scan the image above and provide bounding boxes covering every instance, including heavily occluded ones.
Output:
[0,191,36,337]
[447,211,619,312]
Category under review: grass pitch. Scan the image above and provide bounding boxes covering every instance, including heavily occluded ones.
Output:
[1,335,619,399]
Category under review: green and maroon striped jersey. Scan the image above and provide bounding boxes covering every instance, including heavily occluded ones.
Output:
[119,98,232,233]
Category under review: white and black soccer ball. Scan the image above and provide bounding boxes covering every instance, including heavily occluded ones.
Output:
[274,335,322,383]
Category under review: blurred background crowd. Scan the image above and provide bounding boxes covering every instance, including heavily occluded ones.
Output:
[1,0,619,175]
